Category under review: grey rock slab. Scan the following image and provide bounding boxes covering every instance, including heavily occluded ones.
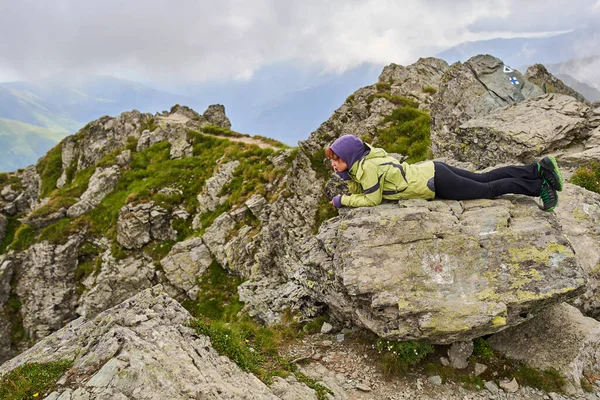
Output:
[431,54,544,162]
[160,237,212,300]
[308,200,584,343]
[554,183,600,318]
[428,375,443,385]
[195,160,240,215]
[454,93,593,168]
[67,166,121,218]
[474,363,488,376]
[489,302,600,394]
[117,202,175,249]
[448,340,474,369]
[0,286,284,399]
[485,381,501,394]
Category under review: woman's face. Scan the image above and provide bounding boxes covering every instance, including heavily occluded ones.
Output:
[331,157,348,173]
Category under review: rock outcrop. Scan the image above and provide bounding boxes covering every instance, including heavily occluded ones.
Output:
[489,302,600,395]
[431,54,544,162]
[0,166,41,216]
[525,63,590,105]
[0,286,315,399]
[378,57,449,107]
[452,94,594,168]
[116,202,176,249]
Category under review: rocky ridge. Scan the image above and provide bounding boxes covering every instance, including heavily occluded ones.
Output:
[1,54,600,398]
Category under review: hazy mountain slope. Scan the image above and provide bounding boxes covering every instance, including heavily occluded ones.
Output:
[555,73,600,102]
[0,118,65,172]
[437,26,599,70]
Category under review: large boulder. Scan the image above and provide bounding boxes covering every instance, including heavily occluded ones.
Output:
[305,200,584,344]
[451,93,594,168]
[0,286,314,400]
[489,302,600,395]
[431,54,544,162]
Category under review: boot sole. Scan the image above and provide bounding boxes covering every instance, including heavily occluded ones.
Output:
[544,156,563,192]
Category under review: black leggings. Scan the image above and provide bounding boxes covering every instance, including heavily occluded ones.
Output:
[433,162,542,200]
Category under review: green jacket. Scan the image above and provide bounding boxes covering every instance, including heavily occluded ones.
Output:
[340,145,436,207]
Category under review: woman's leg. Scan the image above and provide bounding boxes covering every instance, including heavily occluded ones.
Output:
[433,162,542,200]
[440,162,540,183]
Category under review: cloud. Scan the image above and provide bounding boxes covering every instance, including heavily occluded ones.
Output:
[0,0,597,84]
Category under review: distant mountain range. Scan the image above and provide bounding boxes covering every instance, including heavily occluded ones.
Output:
[1,25,598,173]
[0,65,381,172]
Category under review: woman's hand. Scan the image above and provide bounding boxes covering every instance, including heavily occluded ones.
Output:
[331,194,343,208]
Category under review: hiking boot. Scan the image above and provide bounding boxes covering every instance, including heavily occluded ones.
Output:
[538,156,563,191]
[540,182,558,212]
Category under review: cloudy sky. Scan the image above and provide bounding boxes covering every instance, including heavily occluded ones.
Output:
[0,0,599,85]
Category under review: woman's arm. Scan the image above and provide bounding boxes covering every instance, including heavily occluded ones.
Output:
[340,165,383,207]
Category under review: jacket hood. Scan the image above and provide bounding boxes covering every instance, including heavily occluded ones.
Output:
[330,135,371,170]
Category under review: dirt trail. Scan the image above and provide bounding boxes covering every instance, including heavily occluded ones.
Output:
[157,114,281,150]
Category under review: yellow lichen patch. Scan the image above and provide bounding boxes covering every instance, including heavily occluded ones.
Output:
[573,208,588,221]
[491,315,506,328]
[508,243,570,265]
[476,288,501,301]
[397,300,412,310]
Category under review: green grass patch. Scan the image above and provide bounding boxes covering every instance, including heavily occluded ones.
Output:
[367,92,419,108]
[202,124,249,138]
[345,94,355,104]
[375,339,435,375]
[376,82,392,92]
[29,197,77,219]
[0,217,21,254]
[423,85,437,94]
[513,364,565,393]
[0,173,23,191]
[9,224,37,252]
[295,371,334,400]
[183,261,245,321]
[570,160,600,194]
[253,135,287,148]
[472,337,494,359]
[3,293,27,347]
[38,217,90,245]
[376,106,432,163]
[75,242,103,286]
[0,360,72,400]
[37,143,63,198]
[308,148,331,181]
[139,116,158,133]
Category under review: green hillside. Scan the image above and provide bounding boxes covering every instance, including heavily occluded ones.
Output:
[0,118,67,172]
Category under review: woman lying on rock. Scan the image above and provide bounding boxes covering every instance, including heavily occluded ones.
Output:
[326,134,563,212]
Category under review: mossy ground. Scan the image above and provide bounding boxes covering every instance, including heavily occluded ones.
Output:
[2,131,289,257]
[184,261,333,399]
[341,332,566,393]
[0,360,72,400]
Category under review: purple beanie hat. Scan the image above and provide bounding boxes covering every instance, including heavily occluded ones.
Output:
[330,135,371,180]
[330,135,370,172]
